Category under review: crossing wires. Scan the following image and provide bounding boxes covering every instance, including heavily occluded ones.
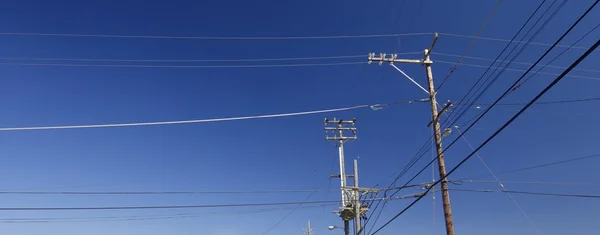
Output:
[370,20,600,235]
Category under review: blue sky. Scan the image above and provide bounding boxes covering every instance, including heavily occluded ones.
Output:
[0,0,599,234]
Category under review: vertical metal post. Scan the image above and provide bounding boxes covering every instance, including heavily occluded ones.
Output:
[338,124,347,207]
[344,220,350,235]
[325,118,357,235]
[353,160,361,235]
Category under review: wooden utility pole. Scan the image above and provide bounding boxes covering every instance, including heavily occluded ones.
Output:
[424,36,455,235]
[367,32,455,235]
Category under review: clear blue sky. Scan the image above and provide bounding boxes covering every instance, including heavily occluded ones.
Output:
[0,0,599,234]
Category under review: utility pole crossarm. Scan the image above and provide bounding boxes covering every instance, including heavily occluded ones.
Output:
[367,53,425,65]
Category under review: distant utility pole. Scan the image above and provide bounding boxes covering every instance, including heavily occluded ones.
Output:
[325,118,378,235]
[304,220,314,235]
[325,118,356,235]
[367,33,456,235]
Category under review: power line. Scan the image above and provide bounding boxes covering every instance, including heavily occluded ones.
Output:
[0,32,433,40]
[436,60,600,81]
[452,188,600,199]
[0,61,365,68]
[370,13,600,234]
[452,125,543,235]
[438,0,599,156]
[0,98,427,131]
[0,55,363,62]
[0,189,334,195]
[515,21,600,89]
[463,153,600,179]
[454,180,600,186]
[461,96,600,107]
[438,33,589,50]
[0,205,334,223]
[0,31,590,50]
[261,189,319,235]
[0,195,416,211]
[435,0,553,144]
[0,52,423,63]
[433,52,600,73]
[440,0,567,131]
[366,2,558,229]
[435,0,504,91]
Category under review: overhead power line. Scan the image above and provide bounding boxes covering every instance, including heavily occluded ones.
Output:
[261,189,319,235]
[370,8,600,233]
[436,60,600,81]
[452,188,600,199]
[436,0,504,91]
[0,32,433,40]
[434,52,600,73]
[0,61,365,68]
[463,96,600,107]
[0,52,424,63]
[0,195,416,211]
[438,32,589,50]
[0,31,590,50]
[453,180,600,186]
[366,2,559,230]
[440,0,568,130]
[0,52,421,63]
[0,98,427,131]
[463,153,600,179]
[0,55,366,62]
[0,205,334,223]
[0,189,333,195]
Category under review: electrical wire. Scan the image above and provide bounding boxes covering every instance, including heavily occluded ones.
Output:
[454,180,600,186]
[435,0,504,91]
[471,96,600,106]
[385,2,559,194]
[0,32,434,40]
[0,55,364,62]
[0,189,332,195]
[462,153,600,179]
[433,53,600,73]
[0,31,589,50]
[440,0,566,131]
[365,2,559,227]
[0,98,427,131]
[0,194,418,212]
[0,52,424,63]
[435,61,600,81]
[0,204,334,223]
[452,124,543,235]
[438,0,596,158]
[438,33,589,50]
[515,21,600,89]
[370,16,600,235]
[435,0,550,95]
[0,61,365,68]
[452,188,600,199]
[261,189,319,235]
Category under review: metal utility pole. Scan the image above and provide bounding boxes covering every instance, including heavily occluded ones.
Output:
[304,220,314,235]
[353,159,361,235]
[325,118,378,235]
[367,32,455,235]
[325,118,356,235]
